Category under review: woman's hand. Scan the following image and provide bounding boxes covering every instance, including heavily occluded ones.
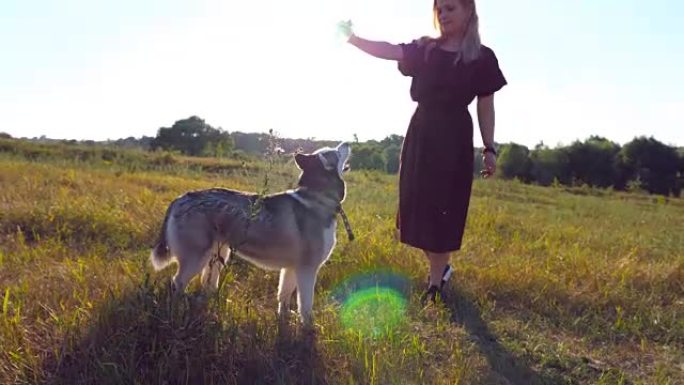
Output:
[481,152,496,178]
[337,20,354,41]
[337,22,403,61]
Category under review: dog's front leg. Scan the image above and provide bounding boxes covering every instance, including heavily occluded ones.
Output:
[207,262,222,291]
[295,266,318,326]
[278,268,297,319]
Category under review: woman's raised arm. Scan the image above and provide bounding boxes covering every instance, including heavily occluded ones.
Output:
[338,20,404,61]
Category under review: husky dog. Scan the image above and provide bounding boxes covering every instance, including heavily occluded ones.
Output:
[150,142,351,324]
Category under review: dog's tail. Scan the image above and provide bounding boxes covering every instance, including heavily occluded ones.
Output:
[150,204,173,271]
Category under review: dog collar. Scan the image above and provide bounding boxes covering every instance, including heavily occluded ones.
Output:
[288,190,354,242]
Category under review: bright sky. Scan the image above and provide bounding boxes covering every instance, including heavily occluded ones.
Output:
[1,0,682,148]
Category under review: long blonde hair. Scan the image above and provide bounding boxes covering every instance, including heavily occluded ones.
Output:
[432,0,481,63]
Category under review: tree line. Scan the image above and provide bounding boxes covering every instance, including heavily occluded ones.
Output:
[148,117,682,197]
[6,116,683,197]
[494,136,683,197]
[349,134,683,197]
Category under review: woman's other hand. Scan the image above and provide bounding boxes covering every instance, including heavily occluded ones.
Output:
[481,152,496,178]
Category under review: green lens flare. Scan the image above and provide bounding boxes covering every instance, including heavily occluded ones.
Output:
[331,269,412,338]
[339,286,407,338]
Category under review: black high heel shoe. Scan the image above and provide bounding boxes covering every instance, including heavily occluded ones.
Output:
[421,264,454,304]
[421,284,441,304]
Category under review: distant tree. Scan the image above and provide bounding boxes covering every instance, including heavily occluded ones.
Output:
[566,136,621,187]
[111,135,154,150]
[151,116,233,157]
[201,131,234,158]
[383,144,401,174]
[214,140,229,158]
[497,143,532,181]
[350,143,385,171]
[529,143,571,186]
[231,132,270,154]
[616,136,679,196]
[378,134,404,174]
[379,134,404,148]
[0,132,12,139]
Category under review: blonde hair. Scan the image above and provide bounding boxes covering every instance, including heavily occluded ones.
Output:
[432,0,481,63]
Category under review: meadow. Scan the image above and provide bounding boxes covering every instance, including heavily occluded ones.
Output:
[0,139,682,384]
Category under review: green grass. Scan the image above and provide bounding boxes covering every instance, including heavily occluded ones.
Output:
[0,142,682,384]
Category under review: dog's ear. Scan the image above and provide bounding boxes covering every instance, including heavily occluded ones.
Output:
[336,142,351,173]
[295,153,314,170]
[318,152,338,171]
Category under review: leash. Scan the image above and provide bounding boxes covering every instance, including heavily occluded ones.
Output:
[338,206,355,242]
[291,189,355,242]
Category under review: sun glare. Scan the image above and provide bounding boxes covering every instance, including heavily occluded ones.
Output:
[330,269,412,339]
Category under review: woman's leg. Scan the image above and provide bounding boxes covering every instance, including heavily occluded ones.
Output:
[420,250,453,303]
[424,251,451,288]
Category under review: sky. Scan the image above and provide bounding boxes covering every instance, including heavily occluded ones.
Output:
[1,0,682,148]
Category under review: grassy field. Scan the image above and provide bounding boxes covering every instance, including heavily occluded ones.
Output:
[0,141,682,384]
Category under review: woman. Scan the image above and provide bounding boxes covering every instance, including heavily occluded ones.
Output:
[338,0,507,302]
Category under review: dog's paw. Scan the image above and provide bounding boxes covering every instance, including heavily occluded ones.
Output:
[299,321,319,342]
[280,309,300,323]
[298,313,317,333]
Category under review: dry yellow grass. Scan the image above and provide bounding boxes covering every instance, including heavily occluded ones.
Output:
[0,141,682,384]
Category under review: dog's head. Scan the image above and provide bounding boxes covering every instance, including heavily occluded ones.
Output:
[294,142,351,202]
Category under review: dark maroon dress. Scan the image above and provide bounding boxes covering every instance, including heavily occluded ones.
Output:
[395,42,507,253]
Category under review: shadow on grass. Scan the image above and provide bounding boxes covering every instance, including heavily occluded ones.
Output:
[442,283,557,385]
[40,276,327,385]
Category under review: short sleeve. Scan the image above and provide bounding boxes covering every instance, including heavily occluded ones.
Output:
[397,42,424,77]
[474,47,507,96]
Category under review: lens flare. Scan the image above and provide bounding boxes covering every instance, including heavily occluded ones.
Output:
[330,269,411,338]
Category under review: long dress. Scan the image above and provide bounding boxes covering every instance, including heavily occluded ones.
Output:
[395,42,507,253]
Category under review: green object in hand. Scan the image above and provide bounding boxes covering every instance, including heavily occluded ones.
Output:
[336,20,353,40]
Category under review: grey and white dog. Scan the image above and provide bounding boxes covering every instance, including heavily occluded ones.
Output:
[150,142,351,324]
